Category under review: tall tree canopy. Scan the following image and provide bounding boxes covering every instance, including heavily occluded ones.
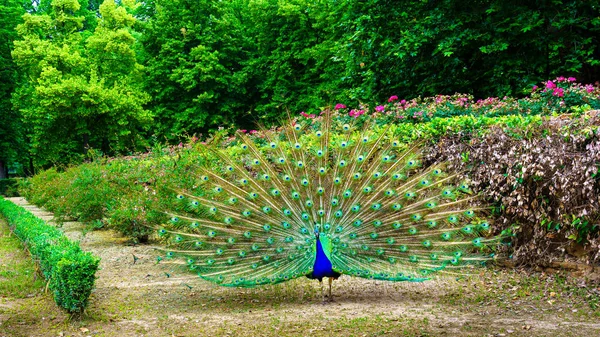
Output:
[2,0,599,170]
[12,0,150,168]
[0,0,28,177]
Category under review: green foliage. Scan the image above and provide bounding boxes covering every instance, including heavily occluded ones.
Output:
[0,0,28,174]
[0,197,100,313]
[11,0,151,169]
[136,0,600,142]
[0,178,21,196]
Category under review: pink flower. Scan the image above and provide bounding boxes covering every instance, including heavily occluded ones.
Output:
[249,130,258,134]
[546,81,556,89]
[552,87,564,97]
[388,95,398,102]
[585,84,594,93]
[300,111,308,117]
[375,105,385,112]
[335,104,347,110]
[532,85,538,91]
[567,77,576,82]
[348,109,365,118]
[238,129,247,133]
[556,76,566,82]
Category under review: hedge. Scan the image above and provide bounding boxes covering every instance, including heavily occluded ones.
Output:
[0,197,100,313]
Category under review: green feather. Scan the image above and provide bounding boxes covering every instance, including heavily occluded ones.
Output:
[158,113,505,288]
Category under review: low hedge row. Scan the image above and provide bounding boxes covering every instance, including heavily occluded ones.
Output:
[0,197,100,313]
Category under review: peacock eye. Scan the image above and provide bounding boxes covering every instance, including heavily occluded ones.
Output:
[316,150,324,157]
[316,131,323,137]
[241,144,248,150]
[340,141,348,148]
[343,124,350,131]
[362,137,368,143]
[270,142,277,148]
[176,194,184,199]
[297,161,304,168]
[294,142,301,149]
[356,155,364,162]
[226,166,234,172]
[339,160,346,167]
[294,124,301,130]
[392,140,399,147]
[278,158,285,164]
[319,167,326,174]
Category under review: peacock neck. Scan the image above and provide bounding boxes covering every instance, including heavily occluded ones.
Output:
[312,236,336,280]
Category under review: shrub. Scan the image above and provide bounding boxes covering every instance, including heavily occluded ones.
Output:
[429,112,600,264]
[0,178,20,196]
[0,197,100,313]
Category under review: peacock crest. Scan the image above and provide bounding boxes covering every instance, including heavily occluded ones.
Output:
[157,113,502,290]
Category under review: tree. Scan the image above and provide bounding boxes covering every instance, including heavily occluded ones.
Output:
[0,0,27,178]
[139,0,256,140]
[12,0,151,168]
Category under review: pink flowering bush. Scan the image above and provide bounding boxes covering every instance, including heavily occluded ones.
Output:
[327,78,599,125]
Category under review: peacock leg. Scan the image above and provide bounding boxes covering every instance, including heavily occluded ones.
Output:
[320,280,325,302]
[328,277,333,302]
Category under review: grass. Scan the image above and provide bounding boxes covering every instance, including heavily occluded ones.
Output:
[0,218,44,298]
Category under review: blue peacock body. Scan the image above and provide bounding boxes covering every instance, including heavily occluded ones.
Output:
[157,113,502,291]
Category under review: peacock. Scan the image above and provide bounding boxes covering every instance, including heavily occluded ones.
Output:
[156,112,504,300]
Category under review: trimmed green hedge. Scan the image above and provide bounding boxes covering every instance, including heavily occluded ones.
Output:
[0,197,100,313]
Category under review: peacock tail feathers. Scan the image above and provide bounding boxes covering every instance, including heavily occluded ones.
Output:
[156,113,504,287]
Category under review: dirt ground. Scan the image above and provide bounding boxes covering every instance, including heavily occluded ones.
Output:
[1,197,599,337]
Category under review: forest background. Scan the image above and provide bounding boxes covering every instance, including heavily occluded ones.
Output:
[1,0,599,174]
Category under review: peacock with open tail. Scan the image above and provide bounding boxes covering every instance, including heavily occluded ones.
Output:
[156,112,504,300]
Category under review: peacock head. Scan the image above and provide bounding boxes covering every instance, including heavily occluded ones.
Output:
[314,224,320,238]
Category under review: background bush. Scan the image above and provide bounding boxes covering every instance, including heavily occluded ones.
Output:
[428,113,600,265]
